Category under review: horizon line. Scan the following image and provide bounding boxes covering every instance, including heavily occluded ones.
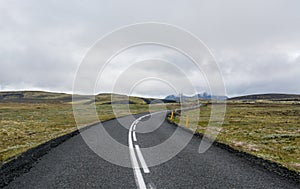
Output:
[1,89,300,99]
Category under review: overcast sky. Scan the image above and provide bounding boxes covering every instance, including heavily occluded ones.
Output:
[1,0,300,97]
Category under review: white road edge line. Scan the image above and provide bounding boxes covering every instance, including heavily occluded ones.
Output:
[135,145,150,173]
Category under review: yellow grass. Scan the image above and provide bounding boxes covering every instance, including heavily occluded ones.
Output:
[171,101,300,172]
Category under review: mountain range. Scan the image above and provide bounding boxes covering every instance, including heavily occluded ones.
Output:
[165,93,228,101]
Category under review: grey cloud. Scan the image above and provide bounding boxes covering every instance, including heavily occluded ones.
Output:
[0,0,300,97]
[220,50,300,96]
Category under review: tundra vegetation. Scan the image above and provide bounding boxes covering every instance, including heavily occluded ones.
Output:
[0,91,177,164]
[170,99,300,172]
[1,91,299,173]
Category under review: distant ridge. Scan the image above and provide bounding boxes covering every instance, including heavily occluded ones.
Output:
[0,91,175,104]
[229,93,300,101]
[0,91,72,103]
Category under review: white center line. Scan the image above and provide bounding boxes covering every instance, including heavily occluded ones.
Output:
[128,112,166,189]
[129,117,148,189]
[135,144,150,173]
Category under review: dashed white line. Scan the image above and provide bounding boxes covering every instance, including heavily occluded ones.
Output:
[135,145,150,173]
[133,131,137,142]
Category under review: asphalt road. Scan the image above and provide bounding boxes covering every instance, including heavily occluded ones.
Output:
[4,112,299,189]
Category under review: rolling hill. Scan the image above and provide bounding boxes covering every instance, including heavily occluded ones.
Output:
[229,93,300,101]
[0,91,175,104]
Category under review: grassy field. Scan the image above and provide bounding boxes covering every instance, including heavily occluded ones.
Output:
[170,101,300,172]
[0,91,177,165]
[2,91,300,173]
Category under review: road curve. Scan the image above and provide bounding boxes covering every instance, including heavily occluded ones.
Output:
[4,112,299,189]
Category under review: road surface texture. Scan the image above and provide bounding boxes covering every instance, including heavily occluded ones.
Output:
[4,112,299,189]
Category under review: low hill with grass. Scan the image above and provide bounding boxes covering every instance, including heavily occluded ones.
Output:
[229,93,300,101]
[0,91,73,103]
[0,91,175,104]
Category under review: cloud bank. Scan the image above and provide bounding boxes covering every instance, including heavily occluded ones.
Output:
[0,0,300,97]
